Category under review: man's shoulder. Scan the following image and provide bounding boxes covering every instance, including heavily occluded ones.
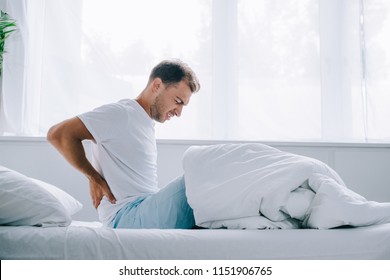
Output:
[117,98,132,105]
[99,99,135,113]
[117,98,138,110]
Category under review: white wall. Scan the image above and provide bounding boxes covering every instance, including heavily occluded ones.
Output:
[1,137,390,221]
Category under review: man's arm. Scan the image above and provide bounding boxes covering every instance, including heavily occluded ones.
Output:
[47,117,116,208]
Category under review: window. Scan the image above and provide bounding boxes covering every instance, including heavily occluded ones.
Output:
[1,0,389,143]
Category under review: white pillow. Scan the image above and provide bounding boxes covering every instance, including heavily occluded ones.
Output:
[0,165,83,227]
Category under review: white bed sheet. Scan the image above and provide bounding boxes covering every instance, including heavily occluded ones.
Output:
[1,221,390,260]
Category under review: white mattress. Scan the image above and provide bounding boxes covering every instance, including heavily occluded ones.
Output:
[1,221,390,260]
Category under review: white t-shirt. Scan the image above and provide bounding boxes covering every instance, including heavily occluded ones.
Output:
[78,99,158,225]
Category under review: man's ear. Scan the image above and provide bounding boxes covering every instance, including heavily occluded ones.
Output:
[151,78,163,94]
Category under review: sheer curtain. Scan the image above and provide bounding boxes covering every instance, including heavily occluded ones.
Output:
[1,0,389,143]
[0,0,28,135]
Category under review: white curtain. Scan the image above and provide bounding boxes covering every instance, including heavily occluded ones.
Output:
[1,0,389,143]
[0,0,28,135]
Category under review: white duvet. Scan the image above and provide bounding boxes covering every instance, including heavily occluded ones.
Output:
[183,143,390,229]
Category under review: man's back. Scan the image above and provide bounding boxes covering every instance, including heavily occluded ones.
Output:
[78,99,159,225]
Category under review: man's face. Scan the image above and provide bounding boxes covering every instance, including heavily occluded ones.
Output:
[150,80,192,123]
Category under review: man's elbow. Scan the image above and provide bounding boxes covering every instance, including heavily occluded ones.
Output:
[46,124,62,147]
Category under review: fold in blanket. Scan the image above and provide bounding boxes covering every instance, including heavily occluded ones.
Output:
[182,143,390,229]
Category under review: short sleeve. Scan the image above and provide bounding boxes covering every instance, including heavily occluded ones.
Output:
[77,102,127,144]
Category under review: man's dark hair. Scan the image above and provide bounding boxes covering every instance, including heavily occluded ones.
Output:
[149,59,200,93]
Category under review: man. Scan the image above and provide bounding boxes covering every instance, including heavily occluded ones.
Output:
[47,59,200,229]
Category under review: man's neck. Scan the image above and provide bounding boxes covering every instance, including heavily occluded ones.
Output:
[135,93,152,118]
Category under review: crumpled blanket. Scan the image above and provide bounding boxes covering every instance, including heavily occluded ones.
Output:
[182,143,390,229]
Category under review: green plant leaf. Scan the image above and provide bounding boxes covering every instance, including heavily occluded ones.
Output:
[0,10,17,76]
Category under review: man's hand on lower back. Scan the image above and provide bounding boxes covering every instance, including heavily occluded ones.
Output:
[89,175,116,209]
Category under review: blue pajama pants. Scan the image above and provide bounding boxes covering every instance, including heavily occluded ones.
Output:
[110,175,195,229]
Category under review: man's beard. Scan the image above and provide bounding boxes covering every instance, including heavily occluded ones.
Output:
[150,95,164,123]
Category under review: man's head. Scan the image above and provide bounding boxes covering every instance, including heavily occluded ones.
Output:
[146,59,200,123]
[148,59,200,93]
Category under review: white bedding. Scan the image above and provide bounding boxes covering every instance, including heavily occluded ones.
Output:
[2,143,390,260]
[183,143,390,229]
[1,221,390,259]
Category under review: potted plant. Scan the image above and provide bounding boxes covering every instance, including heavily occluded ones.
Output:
[0,10,17,76]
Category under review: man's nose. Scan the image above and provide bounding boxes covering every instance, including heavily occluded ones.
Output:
[175,106,183,117]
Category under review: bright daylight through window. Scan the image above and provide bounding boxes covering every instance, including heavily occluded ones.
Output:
[0,0,389,143]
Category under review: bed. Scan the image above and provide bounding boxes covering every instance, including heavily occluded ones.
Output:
[1,221,390,260]
[2,143,390,260]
